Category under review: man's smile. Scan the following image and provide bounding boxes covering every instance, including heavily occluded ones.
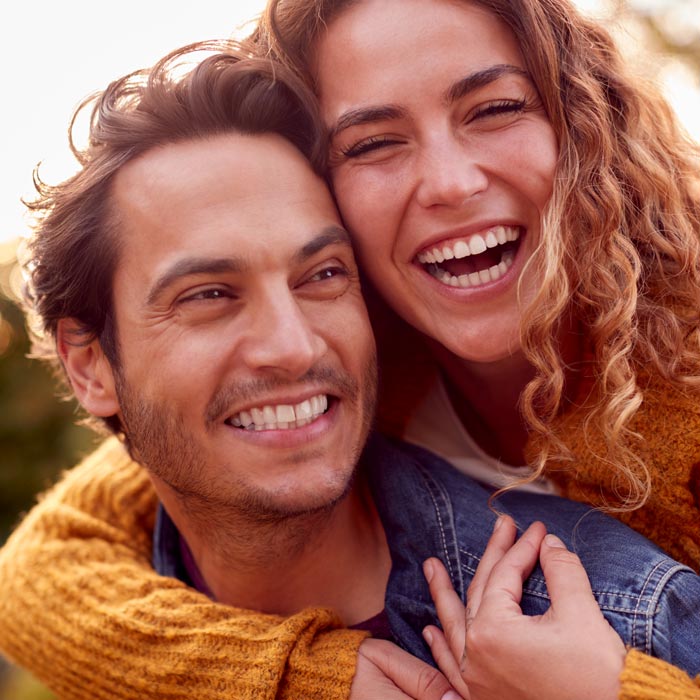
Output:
[227,393,330,431]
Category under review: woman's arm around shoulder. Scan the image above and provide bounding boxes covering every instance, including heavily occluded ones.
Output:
[0,438,365,700]
[620,651,700,700]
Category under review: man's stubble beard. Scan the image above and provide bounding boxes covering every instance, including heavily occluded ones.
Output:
[113,353,378,559]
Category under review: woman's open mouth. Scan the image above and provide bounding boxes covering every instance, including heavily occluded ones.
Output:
[416,225,523,288]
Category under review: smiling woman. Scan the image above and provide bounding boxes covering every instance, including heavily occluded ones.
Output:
[315,1,559,369]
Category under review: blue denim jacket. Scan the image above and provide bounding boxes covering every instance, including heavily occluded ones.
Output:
[155,433,700,676]
[365,433,700,676]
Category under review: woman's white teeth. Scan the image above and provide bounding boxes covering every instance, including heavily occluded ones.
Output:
[435,250,515,288]
[229,394,328,430]
[417,226,519,265]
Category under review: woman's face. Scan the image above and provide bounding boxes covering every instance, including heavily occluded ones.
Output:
[314,0,558,364]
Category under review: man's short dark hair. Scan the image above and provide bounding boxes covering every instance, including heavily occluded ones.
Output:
[22,40,326,434]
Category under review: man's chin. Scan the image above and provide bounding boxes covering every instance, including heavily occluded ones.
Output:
[232,473,357,524]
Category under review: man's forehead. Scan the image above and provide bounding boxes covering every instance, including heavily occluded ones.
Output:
[112,132,328,211]
[113,134,340,247]
[108,133,349,298]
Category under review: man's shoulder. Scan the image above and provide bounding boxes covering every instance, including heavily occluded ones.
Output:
[363,431,495,544]
[363,431,469,484]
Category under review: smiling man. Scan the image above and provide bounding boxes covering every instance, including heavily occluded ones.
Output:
[69,129,386,620]
[3,40,700,700]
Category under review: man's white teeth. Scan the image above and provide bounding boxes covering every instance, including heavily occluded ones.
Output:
[435,250,515,288]
[229,394,329,431]
[417,225,519,264]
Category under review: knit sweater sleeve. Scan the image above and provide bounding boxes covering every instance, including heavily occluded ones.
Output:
[0,438,367,700]
[619,651,700,700]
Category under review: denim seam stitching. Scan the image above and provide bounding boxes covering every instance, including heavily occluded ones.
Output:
[416,462,456,582]
[632,561,690,655]
[630,558,668,653]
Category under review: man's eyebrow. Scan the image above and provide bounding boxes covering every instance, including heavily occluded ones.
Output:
[146,257,246,306]
[328,106,406,140]
[295,226,353,263]
[145,228,351,304]
[445,64,530,104]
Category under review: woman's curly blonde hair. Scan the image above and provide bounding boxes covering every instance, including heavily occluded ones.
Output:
[254,0,700,509]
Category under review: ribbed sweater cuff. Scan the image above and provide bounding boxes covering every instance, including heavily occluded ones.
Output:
[619,650,700,700]
[279,624,369,700]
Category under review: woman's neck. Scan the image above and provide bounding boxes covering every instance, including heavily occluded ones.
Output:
[436,349,534,464]
[431,320,584,465]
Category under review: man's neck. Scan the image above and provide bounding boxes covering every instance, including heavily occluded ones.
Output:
[154,477,391,626]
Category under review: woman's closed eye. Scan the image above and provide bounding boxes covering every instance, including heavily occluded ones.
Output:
[340,135,405,159]
[470,98,527,121]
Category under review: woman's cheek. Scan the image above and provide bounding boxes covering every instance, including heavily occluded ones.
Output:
[334,169,404,256]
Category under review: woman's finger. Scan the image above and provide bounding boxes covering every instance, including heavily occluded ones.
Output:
[464,515,517,618]
[476,521,546,619]
[424,557,468,657]
[422,625,471,700]
[356,638,460,700]
[537,534,602,618]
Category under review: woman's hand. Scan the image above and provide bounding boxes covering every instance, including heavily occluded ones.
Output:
[351,638,461,700]
[422,516,627,700]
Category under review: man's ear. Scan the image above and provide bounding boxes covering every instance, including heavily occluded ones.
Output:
[57,318,120,417]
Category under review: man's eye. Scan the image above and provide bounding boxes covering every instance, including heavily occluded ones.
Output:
[180,288,231,303]
[341,136,403,158]
[307,266,347,283]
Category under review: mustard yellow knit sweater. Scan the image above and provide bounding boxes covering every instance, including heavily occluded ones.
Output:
[1,374,699,699]
[0,439,367,699]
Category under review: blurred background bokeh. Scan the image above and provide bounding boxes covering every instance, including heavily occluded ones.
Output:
[1,0,699,697]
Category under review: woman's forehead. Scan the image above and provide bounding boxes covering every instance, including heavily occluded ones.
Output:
[312,0,525,113]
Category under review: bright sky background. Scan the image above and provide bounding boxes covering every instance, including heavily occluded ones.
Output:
[2,0,699,252]
[1,0,267,253]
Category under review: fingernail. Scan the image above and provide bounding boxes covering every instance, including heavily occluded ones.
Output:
[545,533,566,548]
[494,515,505,530]
[423,627,433,645]
[423,559,434,583]
[441,691,463,700]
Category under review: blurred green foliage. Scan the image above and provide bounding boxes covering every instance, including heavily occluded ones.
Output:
[0,660,55,700]
[0,255,96,699]
[0,265,97,546]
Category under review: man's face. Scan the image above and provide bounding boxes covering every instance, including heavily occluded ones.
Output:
[103,132,377,519]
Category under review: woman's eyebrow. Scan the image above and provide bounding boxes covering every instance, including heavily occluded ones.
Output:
[328,64,530,139]
[445,64,530,104]
[328,105,406,140]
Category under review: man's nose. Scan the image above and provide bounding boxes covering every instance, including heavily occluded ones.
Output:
[240,290,328,378]
[414,134,488,209]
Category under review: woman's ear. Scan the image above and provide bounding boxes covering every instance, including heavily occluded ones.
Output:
[57,318,120,417]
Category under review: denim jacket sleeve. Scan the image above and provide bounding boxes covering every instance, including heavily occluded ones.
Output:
[367,435,700,677]
[649,565,700,675]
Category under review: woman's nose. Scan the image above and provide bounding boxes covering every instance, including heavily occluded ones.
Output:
[414,136,489,209]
